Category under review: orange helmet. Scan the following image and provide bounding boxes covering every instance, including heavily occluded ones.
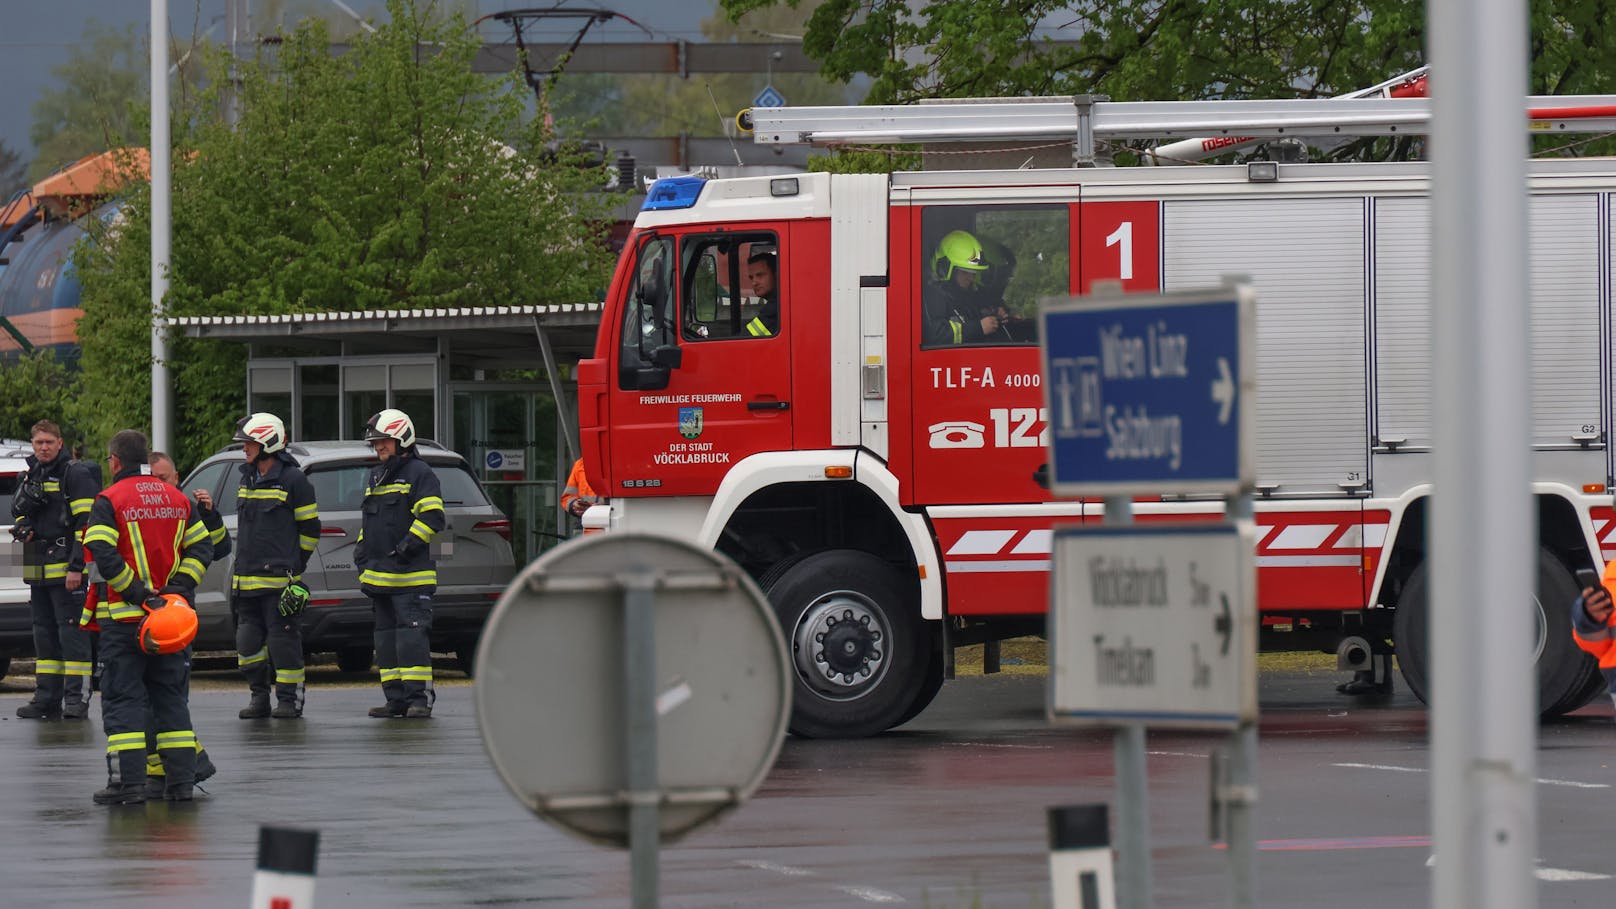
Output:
[138,594,199,655]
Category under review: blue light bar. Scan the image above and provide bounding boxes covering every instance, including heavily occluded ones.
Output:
[641,176,707,211]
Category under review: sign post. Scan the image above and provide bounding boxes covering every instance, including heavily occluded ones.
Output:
[1040,277,1258,909]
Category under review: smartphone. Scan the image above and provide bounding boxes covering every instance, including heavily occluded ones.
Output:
[1576,567,1601,590]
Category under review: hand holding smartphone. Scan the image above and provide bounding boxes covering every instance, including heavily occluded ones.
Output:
[1577,567,1601,591]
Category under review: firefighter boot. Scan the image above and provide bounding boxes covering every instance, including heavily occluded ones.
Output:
[62,699,90,719]
[238,692,271,719]
[271,704,301,719]
[92,783,146,806]
[368,702,406,718]
[196,749,217,784]
[404,704,432,719]
[16,701,62,719]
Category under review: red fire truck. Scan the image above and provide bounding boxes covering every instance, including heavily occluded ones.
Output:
[576,94,1616,737]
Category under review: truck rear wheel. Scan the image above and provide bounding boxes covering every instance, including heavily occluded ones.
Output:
[765,550,925,739]
[1393,548,1599,717]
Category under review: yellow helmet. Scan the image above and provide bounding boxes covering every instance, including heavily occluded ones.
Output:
[931,230,988,282]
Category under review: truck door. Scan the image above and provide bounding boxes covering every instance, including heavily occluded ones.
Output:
[907,202,1073,506]
[606,228,792,497]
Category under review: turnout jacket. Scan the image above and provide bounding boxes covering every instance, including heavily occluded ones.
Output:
[355,450,444,593]
[11,449,99,585]
[232,451,320,592]
[81,467,212,623]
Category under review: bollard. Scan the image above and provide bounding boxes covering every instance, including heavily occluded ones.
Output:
[1048,804,1115,909]
[250,826,319,909]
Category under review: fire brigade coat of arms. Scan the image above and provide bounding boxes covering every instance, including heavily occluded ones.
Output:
[679,406,703,440]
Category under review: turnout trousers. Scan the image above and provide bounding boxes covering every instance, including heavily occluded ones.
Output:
[27,582,91,709]
[234,591,306,711]
[372,589,435,712]
[98,620,196,789]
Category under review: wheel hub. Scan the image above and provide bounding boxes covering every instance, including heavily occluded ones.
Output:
[791,593,889,702]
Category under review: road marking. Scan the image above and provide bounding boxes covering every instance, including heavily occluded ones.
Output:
[736,859,812,877]
[1148,750,1209,758]
[1424,855,1613,881]
[834,885,906,903]
[945,742,1056,750]
[1331,762,1609,789]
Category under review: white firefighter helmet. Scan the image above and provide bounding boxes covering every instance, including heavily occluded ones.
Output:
[233,413,287,454]
[364,408,417,449]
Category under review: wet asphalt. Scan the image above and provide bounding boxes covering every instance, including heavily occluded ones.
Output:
[1,666,1613,907]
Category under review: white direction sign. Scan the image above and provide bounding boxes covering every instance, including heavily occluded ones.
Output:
[1049,523,1256,729]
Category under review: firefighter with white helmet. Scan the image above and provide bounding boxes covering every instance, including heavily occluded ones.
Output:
[922,229,1000,345]
[80,429,213,804]
[357,408,445,719]
[229,412,321,720]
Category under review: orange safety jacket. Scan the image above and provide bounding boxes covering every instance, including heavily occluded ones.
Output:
[561,458,598,514]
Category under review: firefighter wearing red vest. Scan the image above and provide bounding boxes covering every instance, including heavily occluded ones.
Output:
[81,430,213,805]
[357,409,445,719]
[1572,561,1616,711]
[228,413,321,720]
[9,419,99,719]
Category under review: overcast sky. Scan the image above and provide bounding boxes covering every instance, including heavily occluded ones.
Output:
[0,0,712,171]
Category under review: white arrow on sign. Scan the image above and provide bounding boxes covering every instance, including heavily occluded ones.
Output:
[1211,357,1235,425]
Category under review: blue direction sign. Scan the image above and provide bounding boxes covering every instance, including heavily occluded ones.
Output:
[1039,282,1255,495]
[752,85,786,108]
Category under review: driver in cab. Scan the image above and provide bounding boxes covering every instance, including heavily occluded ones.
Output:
[922,230,1001,346]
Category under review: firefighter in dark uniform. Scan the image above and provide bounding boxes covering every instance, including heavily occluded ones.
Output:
[81,429,212,804]
[10,419,99,719]
[228,413,321,719]
[922,230,1000,346]
[357,408,445,719]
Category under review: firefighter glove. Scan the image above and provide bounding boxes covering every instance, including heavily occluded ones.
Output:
[278,579,310,616]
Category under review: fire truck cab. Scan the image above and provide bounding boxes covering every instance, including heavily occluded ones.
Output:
[577,96,1616,738]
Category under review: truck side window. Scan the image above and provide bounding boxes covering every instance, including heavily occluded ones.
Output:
[920,204,1068,348]
[681,233,781,341]
[618,235,678,389]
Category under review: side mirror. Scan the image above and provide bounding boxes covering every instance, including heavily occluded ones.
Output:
[651,345,683,369]
[630,367,672,391]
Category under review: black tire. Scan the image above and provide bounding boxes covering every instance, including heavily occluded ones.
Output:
[335,645,373,674]
[454,643,478,678]
[0,654,10,682]
[1394,549,1597,717]
[893,632,946,728]
[765,550,925,739]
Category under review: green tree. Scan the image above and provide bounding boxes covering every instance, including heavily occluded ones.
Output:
[28,23,151,180]
[0,350,77,442]
[0,139,25,195]
[72,0,616,466]
[718,0,1616,162]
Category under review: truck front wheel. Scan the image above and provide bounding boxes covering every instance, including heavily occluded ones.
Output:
[766,550,925,738]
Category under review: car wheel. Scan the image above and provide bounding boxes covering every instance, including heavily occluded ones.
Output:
[335,646,373,674]
[1394,548,1597,717]
[765,550,925,739]
[892,633,946,729]
[0,654,10,682]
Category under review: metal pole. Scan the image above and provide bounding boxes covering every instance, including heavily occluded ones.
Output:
[1224,495,1256,909]
[1428,0,1537,907]
[150,0,173,454]
[624,569,660,909]
[532,318,579,464]
[1103,494,1151,909]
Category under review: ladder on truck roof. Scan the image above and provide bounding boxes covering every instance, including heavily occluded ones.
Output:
[747,93,1616,163]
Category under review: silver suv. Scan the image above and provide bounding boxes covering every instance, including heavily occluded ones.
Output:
[184,440,517,672]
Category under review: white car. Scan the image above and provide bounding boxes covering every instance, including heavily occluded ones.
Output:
[0,439,35,681]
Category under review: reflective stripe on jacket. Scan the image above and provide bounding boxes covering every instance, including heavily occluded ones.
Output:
[231,453,320,591]
[355,452,444,592]
[81,471,212,623]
